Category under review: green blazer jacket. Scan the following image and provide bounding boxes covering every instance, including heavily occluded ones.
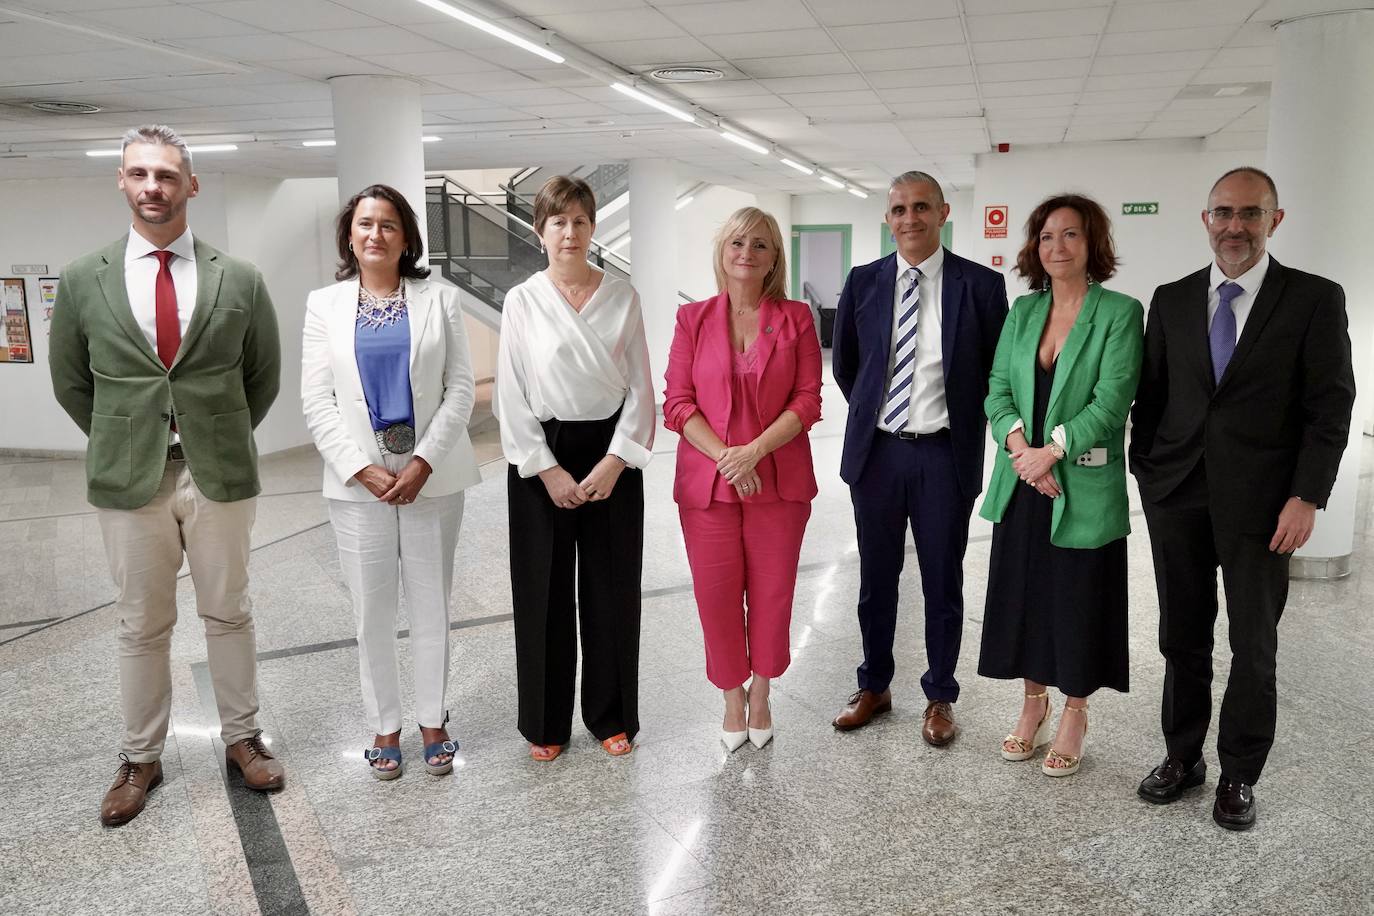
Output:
[980,284,1143,549]
[48,234,281,509]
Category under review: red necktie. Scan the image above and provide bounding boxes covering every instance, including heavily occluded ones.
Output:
[153,249,180,370]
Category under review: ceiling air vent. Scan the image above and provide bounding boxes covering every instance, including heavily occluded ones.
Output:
[29,100,103,114]
[649,67,723,83]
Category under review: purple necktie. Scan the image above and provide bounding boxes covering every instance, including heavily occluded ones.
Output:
[1209,281,1243,384]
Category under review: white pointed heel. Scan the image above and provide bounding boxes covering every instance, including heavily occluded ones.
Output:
[748,698,773,749]
[721,729,748,753]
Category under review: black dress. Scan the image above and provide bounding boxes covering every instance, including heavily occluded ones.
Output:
[978,360,1129,696]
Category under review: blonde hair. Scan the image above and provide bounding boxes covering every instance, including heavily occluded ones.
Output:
[713,207,788,301]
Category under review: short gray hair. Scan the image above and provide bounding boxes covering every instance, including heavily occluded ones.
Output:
[889,170,945,206]
[121,124,192,171]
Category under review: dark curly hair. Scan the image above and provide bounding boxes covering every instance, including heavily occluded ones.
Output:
[334,183,430,282]
[1014,193,1117,290]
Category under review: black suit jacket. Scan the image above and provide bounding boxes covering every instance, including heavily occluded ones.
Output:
[1129,257,1355,533]
[832,249,1008,502]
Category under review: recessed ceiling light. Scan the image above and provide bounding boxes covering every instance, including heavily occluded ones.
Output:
[29,100,102,114]
[649,66,724,83]
[86,143,238,157]
[302,139,336,148]
[1214,86,1247,97]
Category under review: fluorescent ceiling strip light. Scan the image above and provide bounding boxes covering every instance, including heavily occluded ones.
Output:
[411,0,564,63]
[779,158,814,175]
[302,139,336,148]
[422,135,442,142]
[819,175,845,189]
[847,187,869,199]
[86,144,238,157]
[674,195,694,211]
[719,130,768,155]
[610,82,695,123]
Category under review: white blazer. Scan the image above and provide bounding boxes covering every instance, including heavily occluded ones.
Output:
[301,277,482,501]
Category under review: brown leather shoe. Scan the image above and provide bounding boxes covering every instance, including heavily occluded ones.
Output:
[100,754,163,827]
[832,688,892,731]
[922,700,958,746]
[226,732,286,791]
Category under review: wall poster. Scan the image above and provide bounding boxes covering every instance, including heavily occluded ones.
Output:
[39,277,59,336]
[1,278,34,363]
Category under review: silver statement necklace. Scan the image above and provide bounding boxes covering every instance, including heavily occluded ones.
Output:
[357,284,406,329]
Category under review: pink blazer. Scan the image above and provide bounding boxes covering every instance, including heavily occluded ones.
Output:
[663,292,823,509]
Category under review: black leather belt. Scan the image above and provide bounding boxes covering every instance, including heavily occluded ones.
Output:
[878,427,950,441]
[167,443,185,461]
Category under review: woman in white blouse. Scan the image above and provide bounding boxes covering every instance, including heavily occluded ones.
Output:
[301,184,481,779]
[496,175,655,761]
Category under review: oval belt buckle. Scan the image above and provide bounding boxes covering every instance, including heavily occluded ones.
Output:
[381,423,415,454]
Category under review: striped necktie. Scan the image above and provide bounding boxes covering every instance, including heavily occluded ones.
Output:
[882,266,922,429]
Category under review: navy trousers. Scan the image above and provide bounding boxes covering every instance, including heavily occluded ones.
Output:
[850,431,974,701]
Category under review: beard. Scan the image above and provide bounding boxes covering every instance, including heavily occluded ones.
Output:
[134,198,182,225]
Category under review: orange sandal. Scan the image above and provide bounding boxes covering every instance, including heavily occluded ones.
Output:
[601,733,633,757]
[529,743,563,762]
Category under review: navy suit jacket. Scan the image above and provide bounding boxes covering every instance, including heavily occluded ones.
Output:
[832,249,1008,501]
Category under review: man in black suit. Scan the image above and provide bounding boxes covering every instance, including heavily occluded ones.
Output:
[1130,166,1355,830]
[830,171,1007,745]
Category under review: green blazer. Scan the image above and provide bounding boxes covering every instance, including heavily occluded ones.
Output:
[48,235,281,509]
[980,284,1143,549]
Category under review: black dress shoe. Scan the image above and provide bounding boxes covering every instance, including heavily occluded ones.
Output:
[1137,755,1206,804]
[1213,776,1256,831]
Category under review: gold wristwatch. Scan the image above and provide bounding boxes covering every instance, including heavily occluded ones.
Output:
[1048,441,1066,461]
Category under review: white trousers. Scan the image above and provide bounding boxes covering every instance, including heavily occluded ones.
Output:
[97,461,259,762]
[327,453,464,735]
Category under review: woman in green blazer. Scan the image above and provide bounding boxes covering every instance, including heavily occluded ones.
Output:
[977,194,1143,778]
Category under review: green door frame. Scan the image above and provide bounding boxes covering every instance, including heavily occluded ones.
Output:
[790,224,852,300]
[881,221,954,257]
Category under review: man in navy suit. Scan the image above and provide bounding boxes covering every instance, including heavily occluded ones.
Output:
[831,171,1008,745]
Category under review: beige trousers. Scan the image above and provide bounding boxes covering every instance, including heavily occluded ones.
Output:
[97,460,259,762]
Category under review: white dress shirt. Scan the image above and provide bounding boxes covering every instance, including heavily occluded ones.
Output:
[878,246,948,434]
[1208,251,1269,338]
[496,270,656,477]
[125,225,198,350]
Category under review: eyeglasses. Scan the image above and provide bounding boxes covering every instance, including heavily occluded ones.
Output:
[1205,207,1275,224]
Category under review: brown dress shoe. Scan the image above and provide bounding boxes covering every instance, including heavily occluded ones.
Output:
[100,754,163,827]
[833,688,893,731]
[922,700,958,746]
[226,732,286,791]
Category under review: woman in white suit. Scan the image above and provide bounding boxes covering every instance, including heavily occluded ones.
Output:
[301,184,481,780]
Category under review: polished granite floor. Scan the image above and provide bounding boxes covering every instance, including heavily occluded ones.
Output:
[3,367,1372,916]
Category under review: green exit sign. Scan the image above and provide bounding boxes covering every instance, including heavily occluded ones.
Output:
[1122,202,1159,215]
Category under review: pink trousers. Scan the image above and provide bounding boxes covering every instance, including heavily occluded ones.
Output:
[679,499,812,689]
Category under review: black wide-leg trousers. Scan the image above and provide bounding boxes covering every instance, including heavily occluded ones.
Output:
[508,412,643,746]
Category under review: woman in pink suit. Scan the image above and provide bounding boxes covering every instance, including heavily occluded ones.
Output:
[663,207,823,753]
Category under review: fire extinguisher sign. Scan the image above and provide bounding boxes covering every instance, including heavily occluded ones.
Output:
[984,205,1008,239]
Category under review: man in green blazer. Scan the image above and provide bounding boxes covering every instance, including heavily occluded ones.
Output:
[48,125,285,827]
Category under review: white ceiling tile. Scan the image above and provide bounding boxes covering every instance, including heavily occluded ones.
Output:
[1206,44,1275,67]
[206,0,382,32]
[983,78,1084,99]
[267,56,397,80]
[174,32,342,62]
[758,74,870,94]
[289,26,456,56]
[673,80,766,99]
[658,0,818,35]
[534,8,685,42]
[866,66,976,89]
[707,94,793,111]
[696,29,837,57]
[1080,85,1181,103]
[1091,50,1215,75]
[781,89,883,108]
[1099,25,1237,54]
[1065,123,1146,139]
[1226,22,1279,47]
[28,7,259,43]
[805,0,958,25]
[581,36,719,65]
[874,83,978,103]
[963,0,1110,11]
[967,8,1110,42]
[850,46,972,72]
[1109,0,1265,31]
[471,88,586,106]
[499,0,650,13]
[429,71,543,92]
[1071,106,1164,121]
[791,103,895,121]
[976,58,1090,82]
[984,97,1080,114]
[972,35,1099,63]
[1085,71,1189,91]
[887,99,984,117]
[358,50,494,76]
[830,19,966,52]
[734,54,855,79]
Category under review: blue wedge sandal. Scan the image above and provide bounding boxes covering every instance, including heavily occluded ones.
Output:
[421,732,458,776]
[364,744,403,780]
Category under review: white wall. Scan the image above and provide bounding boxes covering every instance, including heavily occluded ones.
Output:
[672,183,759,304]
[0,172,338,455]
[970,139,1252,305]
[792,191,889,277]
